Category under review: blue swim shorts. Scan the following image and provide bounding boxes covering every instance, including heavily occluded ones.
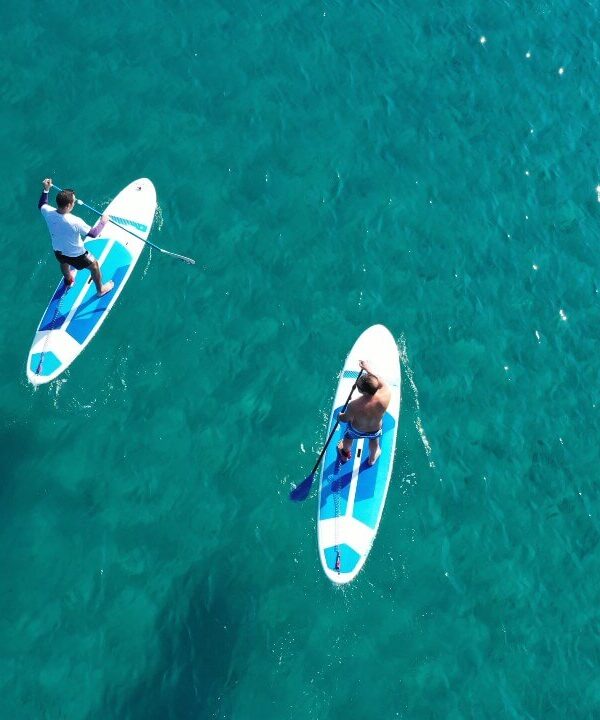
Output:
[344,422,382,441]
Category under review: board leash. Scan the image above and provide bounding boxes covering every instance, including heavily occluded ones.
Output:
[333,450,343,574]
[35,280,70,377]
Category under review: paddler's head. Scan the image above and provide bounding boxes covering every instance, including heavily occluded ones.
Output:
[56,189,76,213]
[357,374,379,396]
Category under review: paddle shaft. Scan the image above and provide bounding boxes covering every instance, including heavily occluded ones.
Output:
[49,184,196,265]
[308,369,365,477]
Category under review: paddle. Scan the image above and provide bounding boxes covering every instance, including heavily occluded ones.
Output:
[49,184,196,265]
[290,369,364,502]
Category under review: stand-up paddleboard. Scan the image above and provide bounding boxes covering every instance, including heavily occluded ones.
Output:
[27,179,156,385]
[317,324,401,584]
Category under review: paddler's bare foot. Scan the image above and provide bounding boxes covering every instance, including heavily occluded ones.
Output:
[64,272,75,288]
[368,447,382,466]
[97,280,114,297]
[337,442,351,463]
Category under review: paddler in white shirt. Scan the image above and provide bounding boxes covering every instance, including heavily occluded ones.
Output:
[38,178,114,296]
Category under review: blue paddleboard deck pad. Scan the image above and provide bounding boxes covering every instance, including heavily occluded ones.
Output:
[27,179,157,385]
[317,324,401,584]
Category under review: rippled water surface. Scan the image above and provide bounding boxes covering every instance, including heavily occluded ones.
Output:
[2,1,600,718]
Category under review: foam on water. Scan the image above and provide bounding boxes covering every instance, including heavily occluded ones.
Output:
[399,335,435,456]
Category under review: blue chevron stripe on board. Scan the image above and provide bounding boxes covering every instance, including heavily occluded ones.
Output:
[109,215,148,233]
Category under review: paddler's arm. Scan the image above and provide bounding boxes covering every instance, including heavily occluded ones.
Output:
[359,359,377,377]
[358,359,385,390]
[338,400,355,423]
[85,213,110,238]
[38,178,52,209]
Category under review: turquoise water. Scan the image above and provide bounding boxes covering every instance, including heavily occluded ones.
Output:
[2,0,600,717]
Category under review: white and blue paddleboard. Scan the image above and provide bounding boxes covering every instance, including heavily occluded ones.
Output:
[317,324,401,584]
[27,178,156,385]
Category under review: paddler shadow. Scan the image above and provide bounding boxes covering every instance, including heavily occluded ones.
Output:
[319,458,353,507]
[102,562,242,719]
[0,420,35,495]
[354,457,378,502]
[40,281,70,331]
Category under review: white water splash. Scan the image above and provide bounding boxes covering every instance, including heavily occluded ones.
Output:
[140,204,164,276]
[141,247,153,276]
[155,203,164,232]
[397,334,438,473]
[51,376,68,405]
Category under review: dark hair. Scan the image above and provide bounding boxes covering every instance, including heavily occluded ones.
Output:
[56,189,75,209]
[357,374,379,396]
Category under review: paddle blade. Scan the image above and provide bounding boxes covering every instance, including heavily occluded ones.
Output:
[289,473,315,502]
[160,248,196,265]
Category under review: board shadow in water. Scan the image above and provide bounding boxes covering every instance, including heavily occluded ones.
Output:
[98,560,241,720]
[0,418,38,502]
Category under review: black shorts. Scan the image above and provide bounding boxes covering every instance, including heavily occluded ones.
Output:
[54,250,95,270]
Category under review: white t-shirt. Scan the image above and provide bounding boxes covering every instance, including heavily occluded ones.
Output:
[40,204,91,257]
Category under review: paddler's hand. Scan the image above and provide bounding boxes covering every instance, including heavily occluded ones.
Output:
[359,359,372,373]
[43,178,52,192]
[100,213,110,224]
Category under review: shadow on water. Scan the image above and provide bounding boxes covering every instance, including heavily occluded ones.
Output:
[0,418,37,501]
[99,561,242,720]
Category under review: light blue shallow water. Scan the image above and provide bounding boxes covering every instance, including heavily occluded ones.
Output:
[2,1,600,718]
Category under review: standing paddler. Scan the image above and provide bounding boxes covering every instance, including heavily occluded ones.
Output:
[337,359,391,466]
[38,178,114,296]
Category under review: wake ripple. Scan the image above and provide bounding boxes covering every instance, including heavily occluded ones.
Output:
[397,334,438,473]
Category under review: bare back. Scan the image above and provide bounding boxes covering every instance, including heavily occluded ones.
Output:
[344,382,391,433]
